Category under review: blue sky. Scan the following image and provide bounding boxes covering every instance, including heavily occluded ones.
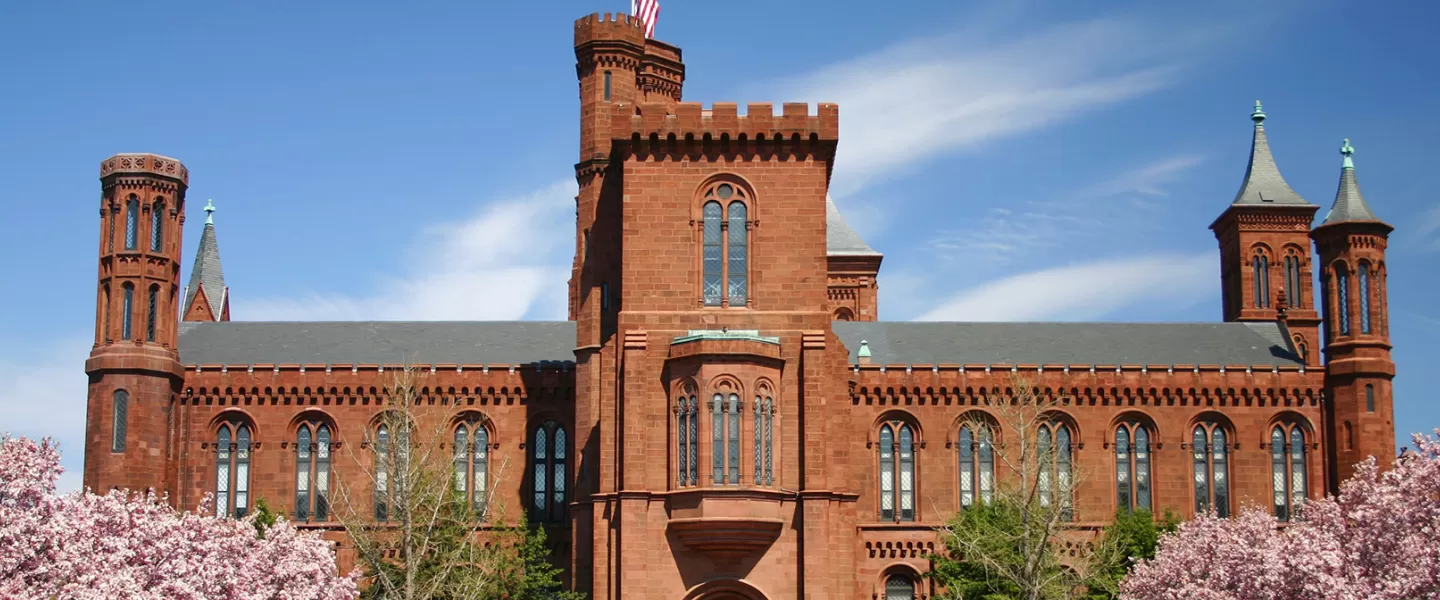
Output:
[1,0,1436,492]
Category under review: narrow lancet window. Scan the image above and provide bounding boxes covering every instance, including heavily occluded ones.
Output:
[879,425,895,521]
[727,393,740,484]
[124,196,138,250]
[295,425,312,521]
[121,284,133,340]
[111,390,127,452]
[374,425,390,521]
[1366,384,1375,412]
[1337,263,1351,335]
[1359,261,1372,334]
[678,397,691,486]
[146,285,158,342]
[727,201,747,306]
[531,421,567,522]
[712,393,724,484]
[702,202,723,306]
[603,70,612,101]
[150,200,164,251]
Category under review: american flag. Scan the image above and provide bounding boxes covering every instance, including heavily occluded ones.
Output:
[631,0,660,38]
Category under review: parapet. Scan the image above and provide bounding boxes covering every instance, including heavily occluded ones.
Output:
[100,153,189,185]
[610,102,839,141]
[575,12,647,49]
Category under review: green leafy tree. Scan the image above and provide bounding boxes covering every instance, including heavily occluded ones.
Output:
[250,496,280,538]
[1081,509,1178,599]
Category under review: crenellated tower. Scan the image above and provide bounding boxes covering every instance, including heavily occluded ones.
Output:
[1210,102,1322,365]
[181,200,229,322]
[84,153,188,495]
[1312,139,1396,486]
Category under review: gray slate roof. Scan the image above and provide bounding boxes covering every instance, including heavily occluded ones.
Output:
[826,195,881,256]
[177,320,1302,368]
[184,222,227,319]
[833,321,1302,366]
[177,321,576,365]
[1322,160,1382,225]
[1232,120,1313,207]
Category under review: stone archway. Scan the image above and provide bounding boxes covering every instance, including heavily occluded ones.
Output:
[682,579,769,600]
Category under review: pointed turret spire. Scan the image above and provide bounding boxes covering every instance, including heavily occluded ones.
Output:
[1322,138,1383,224]
[1231,101,1312,206]
[182,199,229,322]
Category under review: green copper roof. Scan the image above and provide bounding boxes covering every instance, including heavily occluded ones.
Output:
[1231,100,1313,207]
[1322,138,1382,225]
[671,329,781,345]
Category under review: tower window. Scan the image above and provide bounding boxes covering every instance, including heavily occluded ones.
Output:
[1359,261,1372,334]
[958,423,995,508]
[1251,253,1270,308]
[603,70,612,101]
[1336,263,1351,336]
[146,285,159,342]
[111,390,128,453]
[294,421,332,522]
[103,285,111,343]
[124,196,138,250]
[531,420,568,522]
[121,283,134,340]
[698,181,752,307]
[1115,420,1153,513]
[1192,423,1230,517]
[1366,384,1375,413]
[453,418,490,518]
[878,419,916,522]
[1284,253,1304,308]
[150,199,164,252]
[215,421,252,519]
[1271,424,1308,522]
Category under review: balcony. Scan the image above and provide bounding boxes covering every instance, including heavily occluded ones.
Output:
[666,488,786,559]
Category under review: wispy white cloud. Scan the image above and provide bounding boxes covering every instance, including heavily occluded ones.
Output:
[916,253,1214,322]
[0,336,92,493]
[1417,203,1440,252]
[926,154,1205,264]
[245,180,576,321]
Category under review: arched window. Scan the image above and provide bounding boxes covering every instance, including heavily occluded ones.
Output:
[374,424,391,521]
[531,420,567,523]
[103,285,111,343]
[958,423,994,508]
[215,421,252,519]
[294,421,332,522]
[453,418,490,517]
[1251,253,1270,308]
[1344,421,1354,451]
[1284,252,1304,308]
[753,393,774,486]
[1271,423,1308,522]
[1192,423,1230,517]
[1336,262,1351,336]
[107,205,116,252]
[1359,260,1372,334]
[677,393,694,487]
[699,182,751,307]
[145,285,159,342]
[1366,384,1375,413]
[833,307,854,321]
[121,283,134,340]
[709,392,743,485]
[1037,420,1074,521]
[603,70,612,101]
[1115,421,1152,513]
[150,199,164,251]
[885,575,916,600]
[124,195,139,250]
[111,390,128,452]
[878,419,916,522]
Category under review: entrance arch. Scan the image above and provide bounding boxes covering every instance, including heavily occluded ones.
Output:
[682,578,769,600]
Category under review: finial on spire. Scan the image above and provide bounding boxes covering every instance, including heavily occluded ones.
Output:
[204,199,216,225]
[1251,100,1266,124]
[1341,138,1355,169]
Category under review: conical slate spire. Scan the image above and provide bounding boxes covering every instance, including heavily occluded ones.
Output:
[184,200,228,320]
[1232,101,1312,206]
[1322,139,1382,224]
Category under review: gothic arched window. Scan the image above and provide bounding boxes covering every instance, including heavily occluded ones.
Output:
[603,70,612,101]
[676,392,698,487]
[111,390,127,452]
[1336,262,1351,336]
[121,283,134,340]
[531,420,567,523]
[885,575,916,600]
[103,285,111,343]
[1359,260,1372,334]
[1284,251,1304,308]
[709,391,744,485]
[1038,419,1074,521]
[294,421,332,522]
[698,181,751,307]
[145,285,159,343]
[124,195,139,250]
[1252,252,1271,308]
[1366,384,1375,413]
[958,423,995,508]
[1115,420,1153,513]
[453,418,490,517]
[1192,422,1230,517]
[215,421,252,519]
[878,419,916,522]
[1271,423,1308,522]
[150,199,164,252]
[374,424,391,521]
[753,392,774,486]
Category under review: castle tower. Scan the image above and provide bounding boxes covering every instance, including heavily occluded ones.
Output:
[1210,102,1323,365]
[1312,139,1395,486]
[181,200,229,322]
[84,154,188,494]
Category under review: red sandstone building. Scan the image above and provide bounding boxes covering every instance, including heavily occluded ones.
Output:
[83,12,1399,600]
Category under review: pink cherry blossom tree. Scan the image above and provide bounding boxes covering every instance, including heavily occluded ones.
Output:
[0,435,360,600]
[1120,429,1440,600]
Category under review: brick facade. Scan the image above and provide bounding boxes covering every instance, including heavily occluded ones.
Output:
[82,12,1398,600]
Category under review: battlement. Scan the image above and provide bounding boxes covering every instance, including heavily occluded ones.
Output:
[100,153,189,185]
[609,102,839,141]
[575,12,647,48]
